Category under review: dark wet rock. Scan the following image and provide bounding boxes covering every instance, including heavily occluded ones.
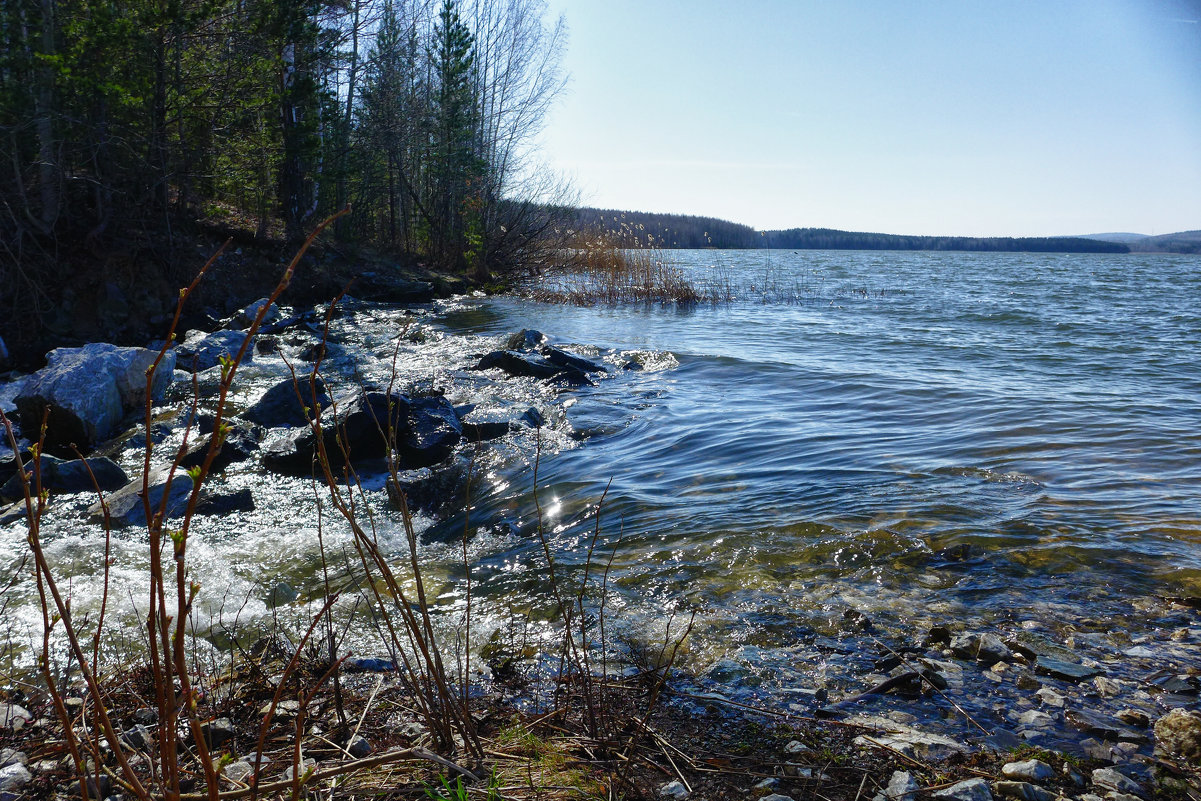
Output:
[540,345,606,374]
[923,625,952,646]
[262,390,406,475]
[1016,672,1041,691]
[473,349,564,380]
[460,417,510,442]
[194,488,254,516]
[1147,672,1199,695]
[505,329,545,350]
[1115,709,1149,728]
[133,708,157,725]
[346,657,395,672]
[0,455,128,503]
[993,781,1055,801]
[1001,760,1054,782]
[1153,708,1201,761]
[1034,688,1065,708]
[520,407,544,428]
[347,736,371,758]
[980,728,1023,752]
[201,716,236,749]
[1066,708,1142,741]
[91,467,194,528]
[254,336,279,356]
[547,367,594,387]
[297,343,326,362]
[353,273,435,304]
[622,359,643,371]
[0,336,8,371]
[179,425,258,473]
[933,778,992,801]
[950,632,1011,664]
[401,396,462,467]
[177,331,254,372]
[1091,768,1144,798]
[242,378,329,429]
[386,465,467,516]
[119,724,154,751]
[15,344,175,453]
[1033,657,1101,682]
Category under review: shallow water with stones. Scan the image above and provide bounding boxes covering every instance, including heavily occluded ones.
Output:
[2,249,1199,757]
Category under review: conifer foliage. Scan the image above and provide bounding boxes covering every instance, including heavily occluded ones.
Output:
[0,0,567,271]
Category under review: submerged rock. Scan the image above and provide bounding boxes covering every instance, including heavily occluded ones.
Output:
[177,330,253,372]
[1033,657,1101,682]
[91,467,195,528]
[178,424,258,473]
[401,396,462,467]
[1153,708,1201,761]
[15,344,174,453]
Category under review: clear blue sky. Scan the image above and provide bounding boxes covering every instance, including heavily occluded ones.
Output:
[537,0,1201,237]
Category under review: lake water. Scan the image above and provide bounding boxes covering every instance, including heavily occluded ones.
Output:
[2,249,1199,749]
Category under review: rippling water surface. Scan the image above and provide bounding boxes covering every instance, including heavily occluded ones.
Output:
[3,249,1200,744]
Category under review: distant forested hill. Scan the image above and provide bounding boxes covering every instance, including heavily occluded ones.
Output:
[763,228,1129,253]
[572,208,1130,253]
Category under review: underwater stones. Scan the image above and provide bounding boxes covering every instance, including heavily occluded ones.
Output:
[242,377,329,429]
[15,344,174,453]
[1153,708,1201,762]
[194,488,255,516]
[950,632,1012,665]
[179,425,258,473]
[1033,657,1101,682]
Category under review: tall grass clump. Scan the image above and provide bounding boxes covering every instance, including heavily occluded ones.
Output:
[533,222,708,305]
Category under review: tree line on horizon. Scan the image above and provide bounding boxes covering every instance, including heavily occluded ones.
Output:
[571,208,1132,254]
[0,0,570,279]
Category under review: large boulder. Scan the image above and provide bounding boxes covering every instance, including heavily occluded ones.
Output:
[0,455,128,504]
[262,391,461,476]
[178,424,258,473]
[15,344,175,453]
[241,378,329,429]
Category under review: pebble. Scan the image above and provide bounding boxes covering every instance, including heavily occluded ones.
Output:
[783,740,810,755]
[1092,676,1124,697]
[0,751,24,769]
[753,777,779,791]
[1017,710,1054,727]
[1001,759,1054,782]
[281,758,316,783]
[659,780,689,799]
[933,778,993,801]
[347,736,371,758]
[203,717,236,748]
[761,795,795,801]
[0,705,31,732]
[1114,709,1148,728]
[1034,688,1065,708]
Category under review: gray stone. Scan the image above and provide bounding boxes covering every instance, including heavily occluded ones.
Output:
[1034,657,1101,682]
[1090,769,1143,798]
[933,778,993,801]
[885,771,919,801]
[1035,688,1065,708]
[203,717,235,749]
[236,299,279,329]
[178,424,258,474]
[950,632,1011,664]
[0,751,25,769]
[782,739,810,755]
[1018,710,1055,727]
[347,736,371,758]
[222,761,252,784]
[177,331,253,372]
[89,467,194,528]
[659,780,688,799]
[1153,708,1201,761]
[853,728,967,762]
[753,777,780,791]
[0,763,32,792]
[0,704,31,732]
[993,782,1054,801]
[1114,709,1149,728]
[280,758,315,783]
[119,724,154,751]
[760,796,795,801]
[15,344,174,453]
[1001,760,1054,782]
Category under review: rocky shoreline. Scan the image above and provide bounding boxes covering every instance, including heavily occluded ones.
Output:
[0,286,1198,800]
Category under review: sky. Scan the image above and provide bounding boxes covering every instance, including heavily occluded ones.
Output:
[536,0,1201,237]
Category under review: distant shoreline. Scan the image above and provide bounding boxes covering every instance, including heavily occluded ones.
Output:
[572,207,1201,254]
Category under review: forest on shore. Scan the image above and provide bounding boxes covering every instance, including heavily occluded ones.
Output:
[572,208,1133,254]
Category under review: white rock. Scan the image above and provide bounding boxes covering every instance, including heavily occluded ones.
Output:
[1001,759,1054,782]
[1035,688,1065,708]
[1090,768,1143,797]
[1018,710,1054,727]
[222,760,253,784]
[885,770,920,801]
[761,795,795,801]
[659,780,689,799]
[0,762,32,792]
